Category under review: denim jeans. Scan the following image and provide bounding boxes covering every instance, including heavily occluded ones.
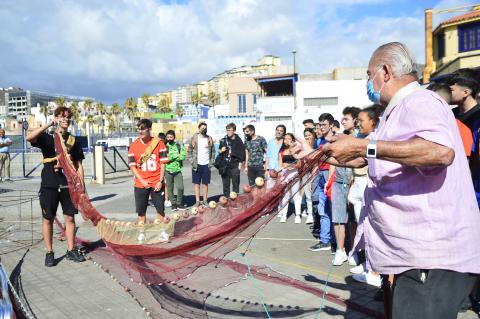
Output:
[317,170,333,244]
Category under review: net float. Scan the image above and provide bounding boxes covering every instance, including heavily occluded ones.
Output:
[229,192,237,200]
[183,211,190,219]
[164,216,171,223]
[125,222,132,227]
[191,207,198,215]
[219,196,228,206]
[105,219,111,224]
[138,220,145,226]
[243,184,252,193]
[154,218,162,225]
[269,170,278,178]
[197,206,205,214]
[255,177,265,187]
[173,213,180,221]
[209,201,217,209]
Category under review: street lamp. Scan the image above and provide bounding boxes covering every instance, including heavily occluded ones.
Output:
[292,49,297,133]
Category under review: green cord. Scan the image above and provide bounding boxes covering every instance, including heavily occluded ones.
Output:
[240,252,273,319]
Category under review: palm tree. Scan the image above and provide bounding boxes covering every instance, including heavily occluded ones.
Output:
[84,99,94,115]
[207,91,219,118]
[55,97,66,107]
[175,105,184,120]
[86,114,95,137]
[96,101,106,116]
[191,93,201,122]
[69,101,80,133]
[39,103,50,125]
[124,97,137,130]
[141,93,150,109]
[111,102,122,134]
[106,113,116,137]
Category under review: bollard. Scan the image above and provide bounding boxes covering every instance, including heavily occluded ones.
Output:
[93,145,105,184]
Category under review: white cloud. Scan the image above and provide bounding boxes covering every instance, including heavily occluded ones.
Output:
[0,0,439,102]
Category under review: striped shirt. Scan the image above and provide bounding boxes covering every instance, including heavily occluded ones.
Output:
[128,137,168,188]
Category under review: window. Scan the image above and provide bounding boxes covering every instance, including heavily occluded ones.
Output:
[458,22,480,53]
[303,97,338,107]
[238,94,246,113]
[253,94,257,105]
[437,32,445,59]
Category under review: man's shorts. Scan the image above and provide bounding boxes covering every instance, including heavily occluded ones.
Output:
[331,182,349,224]
[39,187,78,220]
[192,164,211,185]
[134,187,165,216]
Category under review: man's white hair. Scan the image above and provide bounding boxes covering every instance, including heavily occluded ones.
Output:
[372,42,417,78]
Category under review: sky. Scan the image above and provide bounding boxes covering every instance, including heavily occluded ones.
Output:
[0,0,477,104]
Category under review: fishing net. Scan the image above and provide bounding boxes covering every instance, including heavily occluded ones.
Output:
[54,132,383,318]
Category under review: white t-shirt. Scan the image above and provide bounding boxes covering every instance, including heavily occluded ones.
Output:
[197,135,210,165]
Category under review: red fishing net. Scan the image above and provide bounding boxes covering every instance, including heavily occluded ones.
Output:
[54,132,383,318]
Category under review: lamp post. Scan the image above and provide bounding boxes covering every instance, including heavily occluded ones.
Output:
[292,49,297,133]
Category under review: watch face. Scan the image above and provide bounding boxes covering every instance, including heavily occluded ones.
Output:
[367,148,376,156]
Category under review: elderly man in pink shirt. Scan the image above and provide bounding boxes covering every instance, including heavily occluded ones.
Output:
[323,42,480,319]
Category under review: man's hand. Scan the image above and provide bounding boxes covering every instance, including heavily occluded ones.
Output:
[290,136,313,159]
[244,166,248,174]
[154,180,163,191]
[322,135,367,164]
[141,179,151,189]
[219,146,227,153]
[238,162,242,171]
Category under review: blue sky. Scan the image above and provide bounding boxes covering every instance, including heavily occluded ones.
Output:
[0,0,477,104]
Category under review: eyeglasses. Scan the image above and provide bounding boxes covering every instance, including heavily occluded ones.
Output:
[137,128,149,132]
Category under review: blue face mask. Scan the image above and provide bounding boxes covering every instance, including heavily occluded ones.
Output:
[366,80,381,104]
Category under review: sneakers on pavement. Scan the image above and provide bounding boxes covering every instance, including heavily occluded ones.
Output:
[352,271,382,288]
[301,210,308,218]
[349,263,365,274]
[66,248,86,263]
[280,214,287,223]
[171,204,178,211]
[178,204,188,210]
[164,200,172,208]
[305,214,314,224]
[332,250,348,266]
[294,215,301,224]
[4,179,13,183]
[348,253,359,266]
[45,251,55,267]
[309,242,331,251]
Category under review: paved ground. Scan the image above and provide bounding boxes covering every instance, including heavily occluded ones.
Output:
[0,164,478,319]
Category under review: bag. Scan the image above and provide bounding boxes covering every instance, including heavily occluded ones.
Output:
[214,153,228,176]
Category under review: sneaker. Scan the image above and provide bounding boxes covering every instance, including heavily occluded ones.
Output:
[352,271,382,288]
[280,214,287,223]
[348,254,359,266]
[164,200,172,208]
[308,242,331,251]
[349,263,365,275]
[4,179,12,183]
[195,201,201,207]
[45,251,55,267]
[294,215,301,224]
[171,204,178,211]
[305,214,314,224]
[200,201,206,206]
[332,250,348,266]
[66,248,86,263]
[301,210,308,218]
[178,204,188,210]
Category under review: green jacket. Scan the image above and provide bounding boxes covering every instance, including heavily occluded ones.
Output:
[166,141,186,173]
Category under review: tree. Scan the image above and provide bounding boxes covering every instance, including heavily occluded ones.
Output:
[124,97,137,130]
[111,102,122,134]
[55,97,66,107]
[141,93,150,109]
[69,101,80,133]
[84,99,94,114]
[86,114,95,136]
[96,101,106,115]
[175,105,184,120]
[39,103,50,125]
[207,91,219,118]
[106,113,116,137]
[191,93,201,122]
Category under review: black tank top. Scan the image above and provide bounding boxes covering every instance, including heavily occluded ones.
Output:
[282,154,295,164]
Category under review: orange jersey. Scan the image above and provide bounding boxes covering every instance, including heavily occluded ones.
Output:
[128,137,168,188]
[456,119,473,157]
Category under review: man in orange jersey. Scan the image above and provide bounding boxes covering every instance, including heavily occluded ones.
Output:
[128,119,168,224]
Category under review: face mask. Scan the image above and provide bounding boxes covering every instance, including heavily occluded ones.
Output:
[168,140,175,144]
[366,67,385,104]
[245,134,252,141]
[201,128,207,135]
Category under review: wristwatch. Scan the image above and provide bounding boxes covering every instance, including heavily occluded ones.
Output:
[366,139,377,158]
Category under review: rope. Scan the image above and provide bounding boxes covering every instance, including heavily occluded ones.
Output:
[239,252,273,319]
